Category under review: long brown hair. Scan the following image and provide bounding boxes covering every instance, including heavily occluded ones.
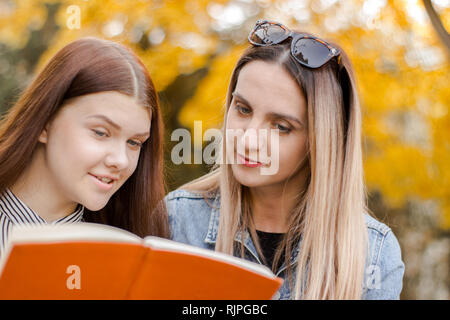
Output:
[183,39,368,299]
[0,37,169,238]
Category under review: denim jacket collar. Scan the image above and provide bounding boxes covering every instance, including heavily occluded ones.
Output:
[204,193,220,245]
[203,193,300,274]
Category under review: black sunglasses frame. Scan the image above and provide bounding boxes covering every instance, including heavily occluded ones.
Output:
[248,20,342,69]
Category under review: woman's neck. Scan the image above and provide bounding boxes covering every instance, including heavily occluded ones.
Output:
[249,169,308,233]
[10,147,78,223]
[248,187,295,233]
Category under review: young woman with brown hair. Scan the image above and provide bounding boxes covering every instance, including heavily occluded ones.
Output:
[0,37,169,256]
[166,20,404,300]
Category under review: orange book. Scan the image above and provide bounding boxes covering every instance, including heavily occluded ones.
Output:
[0,223,283,300]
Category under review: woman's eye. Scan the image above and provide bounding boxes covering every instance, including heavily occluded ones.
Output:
[236,104,251,115]
[128,139,143,148]
[275,123,291,133]
[92,129,108,137]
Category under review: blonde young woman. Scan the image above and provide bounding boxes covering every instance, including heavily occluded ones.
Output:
[165,20,404,300]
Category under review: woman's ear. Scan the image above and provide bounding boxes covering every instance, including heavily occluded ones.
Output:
[38,125,49,143]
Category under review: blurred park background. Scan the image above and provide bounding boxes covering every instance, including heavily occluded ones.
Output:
[0,0,449,299]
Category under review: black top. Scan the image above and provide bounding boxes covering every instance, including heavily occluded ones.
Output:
[255,229,286,271]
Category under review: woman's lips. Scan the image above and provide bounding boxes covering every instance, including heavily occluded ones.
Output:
[236,153,263,168]
[88,173,115,191]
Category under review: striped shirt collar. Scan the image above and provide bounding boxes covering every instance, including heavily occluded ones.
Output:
[0,188,84,225]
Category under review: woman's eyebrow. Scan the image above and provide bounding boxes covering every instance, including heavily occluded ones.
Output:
[232,92,251,107]
[267,112,304,127]
[86,114,150,137]
[232,92,304,127]
[87,114,120,130]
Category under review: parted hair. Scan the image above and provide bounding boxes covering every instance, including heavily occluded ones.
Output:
[0,37,169,238]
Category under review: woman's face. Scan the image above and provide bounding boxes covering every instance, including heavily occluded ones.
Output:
[226,60,308,189]
[39,91,151,211]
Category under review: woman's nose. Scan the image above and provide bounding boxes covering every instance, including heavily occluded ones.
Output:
[242,128,258,151]
[239,126,269,159]
[104,143,129,170]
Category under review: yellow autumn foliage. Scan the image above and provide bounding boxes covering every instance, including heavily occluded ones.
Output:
[0,0,449,228]
[178,45,247,132]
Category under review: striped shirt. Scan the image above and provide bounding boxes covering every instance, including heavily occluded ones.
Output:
[0,188,84,258]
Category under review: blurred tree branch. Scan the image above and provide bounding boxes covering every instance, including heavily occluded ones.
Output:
[422,0,450,55]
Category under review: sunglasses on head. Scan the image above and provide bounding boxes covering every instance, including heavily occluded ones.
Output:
[248,20,351,129]
[248,20,342,69]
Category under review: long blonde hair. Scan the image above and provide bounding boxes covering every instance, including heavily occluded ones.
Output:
[181,39,368,299]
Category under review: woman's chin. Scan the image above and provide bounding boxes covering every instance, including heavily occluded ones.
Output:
[231,165,271,188]
[81,198,110,211]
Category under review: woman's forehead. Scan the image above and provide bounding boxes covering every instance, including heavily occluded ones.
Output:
[57,91,151,131]
[234,60,306,117]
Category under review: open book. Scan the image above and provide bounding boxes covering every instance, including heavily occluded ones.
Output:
[0,223,283,299]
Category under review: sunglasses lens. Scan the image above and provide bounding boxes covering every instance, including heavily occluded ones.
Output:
[292,38,333,68]
[249,23,289,45]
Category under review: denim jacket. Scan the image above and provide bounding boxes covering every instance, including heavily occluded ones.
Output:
[165,189,405,300]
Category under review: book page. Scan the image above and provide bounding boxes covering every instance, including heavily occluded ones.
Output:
[7,223,142,244]
[143,236,275,279]
[0,223,143,272]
